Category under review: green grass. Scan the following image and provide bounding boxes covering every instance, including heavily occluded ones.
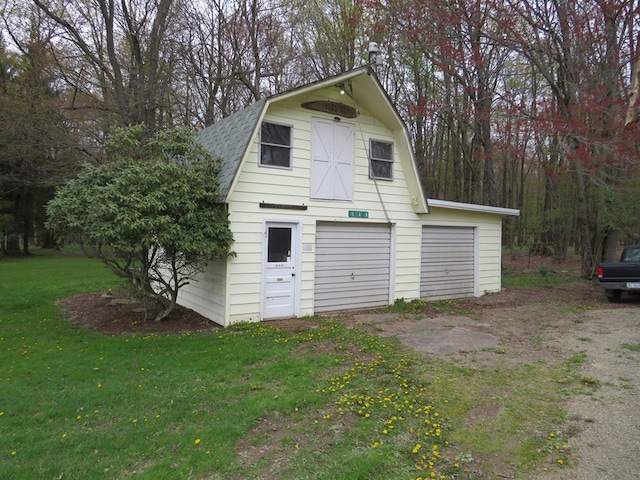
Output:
[1,252,579,479]
[418,360,573,474]
[502,266,581,288]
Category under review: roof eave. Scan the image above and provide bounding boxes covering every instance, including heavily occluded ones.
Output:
[427,198,520,216]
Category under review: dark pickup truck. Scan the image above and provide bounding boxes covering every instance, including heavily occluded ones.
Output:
[597,245,640,302]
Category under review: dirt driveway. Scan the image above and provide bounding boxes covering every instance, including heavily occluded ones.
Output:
[348,281,640,480]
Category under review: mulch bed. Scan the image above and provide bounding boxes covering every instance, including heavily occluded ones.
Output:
[59,293,222,335]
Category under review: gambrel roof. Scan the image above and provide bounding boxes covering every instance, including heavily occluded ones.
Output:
[197,99,266,200]
[197,67,429,213]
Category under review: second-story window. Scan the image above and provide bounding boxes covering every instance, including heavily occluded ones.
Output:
[369,140,394,180]
[260,122,292,168]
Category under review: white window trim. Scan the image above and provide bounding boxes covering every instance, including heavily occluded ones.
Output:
[259,121,293,170]
[369,139,394,180]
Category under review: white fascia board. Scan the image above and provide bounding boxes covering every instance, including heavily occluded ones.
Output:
[266,68,368,104]
[427,198,520,217]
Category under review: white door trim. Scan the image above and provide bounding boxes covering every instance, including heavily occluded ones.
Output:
[261,220,302,320]
[389,222,396,304]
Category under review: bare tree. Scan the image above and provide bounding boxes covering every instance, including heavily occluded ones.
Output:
[175,0,300,127]
[288,0,370,79]
[382,0,509,206]
[505,0,640,274]
[28,0,184,135]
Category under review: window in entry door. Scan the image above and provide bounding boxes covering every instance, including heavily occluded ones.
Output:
[268,227,291,262]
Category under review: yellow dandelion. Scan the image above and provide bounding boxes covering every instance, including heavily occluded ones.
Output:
[194,438,201,445]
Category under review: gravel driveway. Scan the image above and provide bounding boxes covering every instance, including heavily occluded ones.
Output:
[530,308,640,480]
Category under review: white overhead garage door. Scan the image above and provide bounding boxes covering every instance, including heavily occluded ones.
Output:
[421,226,475,300]
[314,222,391,313]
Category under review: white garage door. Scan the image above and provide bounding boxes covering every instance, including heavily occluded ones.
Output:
[314,222,391,313]
[421,226,475,300]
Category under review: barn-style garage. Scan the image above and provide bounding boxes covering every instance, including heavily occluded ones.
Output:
[177,68,519,326]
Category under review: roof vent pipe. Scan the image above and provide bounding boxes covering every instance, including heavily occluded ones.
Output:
[368,42,383,74]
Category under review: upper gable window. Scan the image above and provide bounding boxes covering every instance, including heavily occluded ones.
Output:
[260,122,292,168]
[370,140,394,180]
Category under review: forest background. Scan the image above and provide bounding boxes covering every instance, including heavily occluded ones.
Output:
[1,0,640,278]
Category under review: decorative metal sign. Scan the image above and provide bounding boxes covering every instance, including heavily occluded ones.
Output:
[301,101,358,118]
[348,210,369,218]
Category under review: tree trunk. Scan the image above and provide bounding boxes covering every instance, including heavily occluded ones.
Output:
[154,267,179,321]
[554,223,571,263]
[602,230,619,263]
[13,186,32,256]
[154,296,177,322]
[6,235,20,256]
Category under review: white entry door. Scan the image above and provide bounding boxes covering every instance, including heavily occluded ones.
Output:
[263,222,298,319]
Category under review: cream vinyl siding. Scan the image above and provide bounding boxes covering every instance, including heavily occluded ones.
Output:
[175,259,227,326]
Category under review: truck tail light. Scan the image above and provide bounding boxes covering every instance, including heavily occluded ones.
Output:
[597,266,604,278]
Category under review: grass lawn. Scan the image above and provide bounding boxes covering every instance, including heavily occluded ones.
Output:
[1,251,575,479]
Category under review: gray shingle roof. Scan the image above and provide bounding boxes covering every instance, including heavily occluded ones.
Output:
[197,98,267,201]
